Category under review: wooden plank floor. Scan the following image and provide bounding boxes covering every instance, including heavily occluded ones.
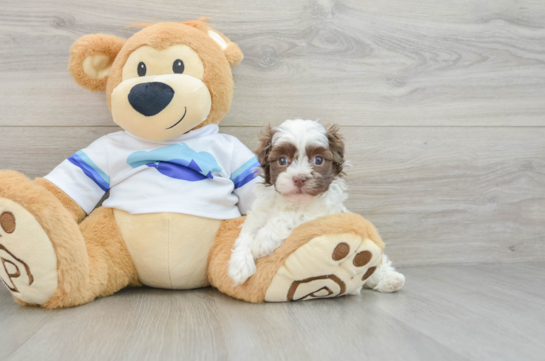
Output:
[1,262,543,361]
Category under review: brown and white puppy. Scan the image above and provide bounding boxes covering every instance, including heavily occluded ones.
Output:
[228,119,405,291]
[258,120,346,203]
[228,120,349,285]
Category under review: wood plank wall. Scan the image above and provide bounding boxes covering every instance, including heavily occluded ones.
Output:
[1,0,544,266]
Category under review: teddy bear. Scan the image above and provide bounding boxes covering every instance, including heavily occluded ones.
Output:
[0,19,385,308]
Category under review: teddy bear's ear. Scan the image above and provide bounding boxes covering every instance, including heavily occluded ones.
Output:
[68,34,125,92]
[207,30,244,67]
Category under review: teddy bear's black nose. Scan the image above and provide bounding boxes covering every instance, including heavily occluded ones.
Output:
[128,82,175,116]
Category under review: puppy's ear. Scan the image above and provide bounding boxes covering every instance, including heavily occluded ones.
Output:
[255,125,276,185]
[68,34,125,91]
[326,124,345,176]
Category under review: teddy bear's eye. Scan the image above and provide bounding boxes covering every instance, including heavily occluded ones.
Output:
[137,62,146,77]
[172,59,185,74]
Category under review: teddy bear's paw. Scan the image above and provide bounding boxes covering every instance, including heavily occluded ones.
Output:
[228,247,257,286]
[0,197,58,305]
[264,233,382,302]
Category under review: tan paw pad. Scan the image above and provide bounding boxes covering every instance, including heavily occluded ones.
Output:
[0,198,57,305]
[265,233,382,302]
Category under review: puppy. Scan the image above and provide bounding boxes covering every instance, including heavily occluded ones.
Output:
[228,119,405,293]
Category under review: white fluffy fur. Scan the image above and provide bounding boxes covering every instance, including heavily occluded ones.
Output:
[364,254,406,292]
[228,178,348,285]
[228,119,405,293]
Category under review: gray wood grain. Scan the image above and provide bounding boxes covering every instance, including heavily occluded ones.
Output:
[1,2,545,360]
[0,126,543,267]
[1,0,545,127]
[1,262,544,361]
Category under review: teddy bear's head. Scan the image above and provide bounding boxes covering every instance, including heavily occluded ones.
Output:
[68,19,243,142]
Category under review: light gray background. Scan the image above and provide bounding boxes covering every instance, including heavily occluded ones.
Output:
[0,1,544,360]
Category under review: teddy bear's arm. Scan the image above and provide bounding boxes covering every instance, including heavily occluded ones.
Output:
[34,178,87,223]
[228,137,262,216]
[43,136,111,215]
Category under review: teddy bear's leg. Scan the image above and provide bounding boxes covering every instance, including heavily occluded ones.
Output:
[208,213,385,303]
[0,170,139,308]
[52,207,141,308]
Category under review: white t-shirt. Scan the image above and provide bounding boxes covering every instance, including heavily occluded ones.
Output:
[45,125,260,219]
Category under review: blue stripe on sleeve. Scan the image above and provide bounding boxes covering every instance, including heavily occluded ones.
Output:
[68,151,110,192]
[230,156,260,189]
[230,156,258,180]
[233,171,259,189]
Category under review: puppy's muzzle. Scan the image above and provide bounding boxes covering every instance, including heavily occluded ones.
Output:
[293,175,309,188]
[128,82,174,116]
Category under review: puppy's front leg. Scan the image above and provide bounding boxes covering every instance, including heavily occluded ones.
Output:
[251,213,299,258]
[228,241,256,286]
[228,211,269,285]
[251,227,283,259]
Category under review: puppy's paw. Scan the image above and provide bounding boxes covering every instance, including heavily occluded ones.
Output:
[376,271,405,293]
[251,240,280,259]
[228,248,257,286]
[251,232,283,259]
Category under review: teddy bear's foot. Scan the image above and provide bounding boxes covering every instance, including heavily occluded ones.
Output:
[0,197,58,305]
[264,233,382,302]
[208,213,386,303]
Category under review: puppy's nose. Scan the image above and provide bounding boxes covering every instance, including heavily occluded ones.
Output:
[293,175,308,187]
[128,82,175,116]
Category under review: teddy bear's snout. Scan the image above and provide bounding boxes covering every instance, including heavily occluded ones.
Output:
[128,82,175,117]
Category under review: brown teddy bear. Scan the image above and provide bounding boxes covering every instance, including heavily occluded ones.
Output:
[0,19,384,308]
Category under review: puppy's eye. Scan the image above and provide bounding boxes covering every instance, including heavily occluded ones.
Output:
[314,156,324,165]
[137,62,146,77]
[278,157,288,166]
[173,59,185,74]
